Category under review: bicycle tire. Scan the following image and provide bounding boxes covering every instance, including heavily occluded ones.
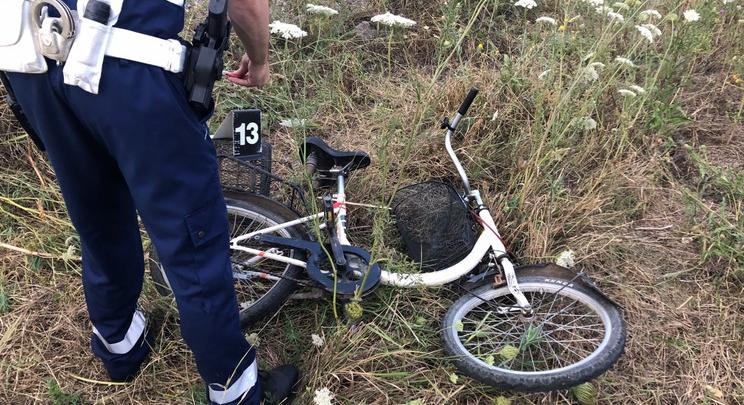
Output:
[441,275,625,392]
[148,192,308,329]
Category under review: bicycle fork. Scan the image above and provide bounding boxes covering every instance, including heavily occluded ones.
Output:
[472,191,532,313]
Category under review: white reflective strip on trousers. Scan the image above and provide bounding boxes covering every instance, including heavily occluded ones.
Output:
[209,360,258,404]
[92,310,146,355]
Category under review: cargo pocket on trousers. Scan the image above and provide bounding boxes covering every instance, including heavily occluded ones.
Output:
[185,198,228,248]
[184,197,232,314]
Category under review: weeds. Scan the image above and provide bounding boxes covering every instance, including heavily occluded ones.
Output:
[47,379,82,405]
[685,146,744,279]
[1,0,744,403]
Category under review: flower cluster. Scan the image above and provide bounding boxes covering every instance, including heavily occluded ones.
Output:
[556,250,576,268]
[514,0,538,9]
[269,7,418,41]
[371,11,417,28]
[639,9,662,20]
[683,9,701,22]
[576,117,598,130]
[536,16,557,25]
[306,3,338,16]
[607,11,625,23]
[615,56,636,67]
[311,333,325,347]
[313,387,335,405]
[269,21,308,39]
[635,24,655,43]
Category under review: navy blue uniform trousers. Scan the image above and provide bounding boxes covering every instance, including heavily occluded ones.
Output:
[6,59,258,404]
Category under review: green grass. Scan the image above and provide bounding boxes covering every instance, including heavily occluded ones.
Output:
[47,379,82,405]
[684,146,744,279]
[1,0,744,403]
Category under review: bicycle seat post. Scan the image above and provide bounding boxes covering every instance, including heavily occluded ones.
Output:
[322,167,348,268]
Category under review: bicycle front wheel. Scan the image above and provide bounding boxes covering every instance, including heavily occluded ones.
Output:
[441,276,625,392]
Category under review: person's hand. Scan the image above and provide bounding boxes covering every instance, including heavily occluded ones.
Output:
[225,54,270,88]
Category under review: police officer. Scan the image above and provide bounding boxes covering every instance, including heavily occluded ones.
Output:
[2,0,298,403]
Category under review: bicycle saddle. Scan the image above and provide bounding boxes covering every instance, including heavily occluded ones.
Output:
[300,137,371,173]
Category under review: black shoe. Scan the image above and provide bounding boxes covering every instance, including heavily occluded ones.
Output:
[258,364,300,404]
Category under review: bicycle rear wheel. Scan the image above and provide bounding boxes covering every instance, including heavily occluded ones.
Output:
[149,193,307,328]
[441,275,625,392]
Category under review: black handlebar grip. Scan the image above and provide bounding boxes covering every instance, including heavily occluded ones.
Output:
[458,87,479,116]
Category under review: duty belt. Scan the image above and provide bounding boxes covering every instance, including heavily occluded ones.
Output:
[31,0,187,74]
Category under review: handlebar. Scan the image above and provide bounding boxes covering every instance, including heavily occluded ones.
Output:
[458,87,479,116]
[445,87,480,194]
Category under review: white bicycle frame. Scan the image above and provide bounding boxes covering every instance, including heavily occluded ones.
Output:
[229,110,531,310]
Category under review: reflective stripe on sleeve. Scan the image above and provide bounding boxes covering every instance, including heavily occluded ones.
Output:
[208,360,259,404]
[92,310,146,355]
[164,0,185,6]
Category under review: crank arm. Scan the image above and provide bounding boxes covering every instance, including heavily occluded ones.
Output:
[328,234,347,267]
[251,234,380,296]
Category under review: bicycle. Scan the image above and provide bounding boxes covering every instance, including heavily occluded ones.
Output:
[149,89,626,392]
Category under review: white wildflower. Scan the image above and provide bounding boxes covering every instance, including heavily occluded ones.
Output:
[614,56,636,67]
[612,2,630,10]
[589,61,606,69]
[639,9,662,19]
[628,84,646,94]
[279,118,308,128]
[577,116,598,130]
[306,4,339,16]
[635,25,654,43]
[608,11,625,23]
[514,0,538,9]
[683,9,700,22]
[556,250,576,268]
[595,5,613,14]
[269,21,308,39]
[723,0,735,4]
[371,12,416,28]
[246,333,259,347]
[313,387,335,405]
[641,23,662,37]
[311,333,325,347]
[581,65,600,83]
[536,16,558,25]
[538,69,551,80]
[585,0,604,7]
[618,88,637,97]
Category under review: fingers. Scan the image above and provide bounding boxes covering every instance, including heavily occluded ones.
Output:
[225,65,248,78]
[226,55,251,78]
[225,55,270,88]
[226,75,254,87]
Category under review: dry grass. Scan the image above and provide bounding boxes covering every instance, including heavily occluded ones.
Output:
[2,0,744,404]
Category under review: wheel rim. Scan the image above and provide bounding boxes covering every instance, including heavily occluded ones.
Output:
[227,205,295,311]
[449,282,614,376]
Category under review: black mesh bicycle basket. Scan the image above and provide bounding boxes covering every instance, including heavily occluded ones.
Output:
[214,139,308,215]
[391,181,477,271]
